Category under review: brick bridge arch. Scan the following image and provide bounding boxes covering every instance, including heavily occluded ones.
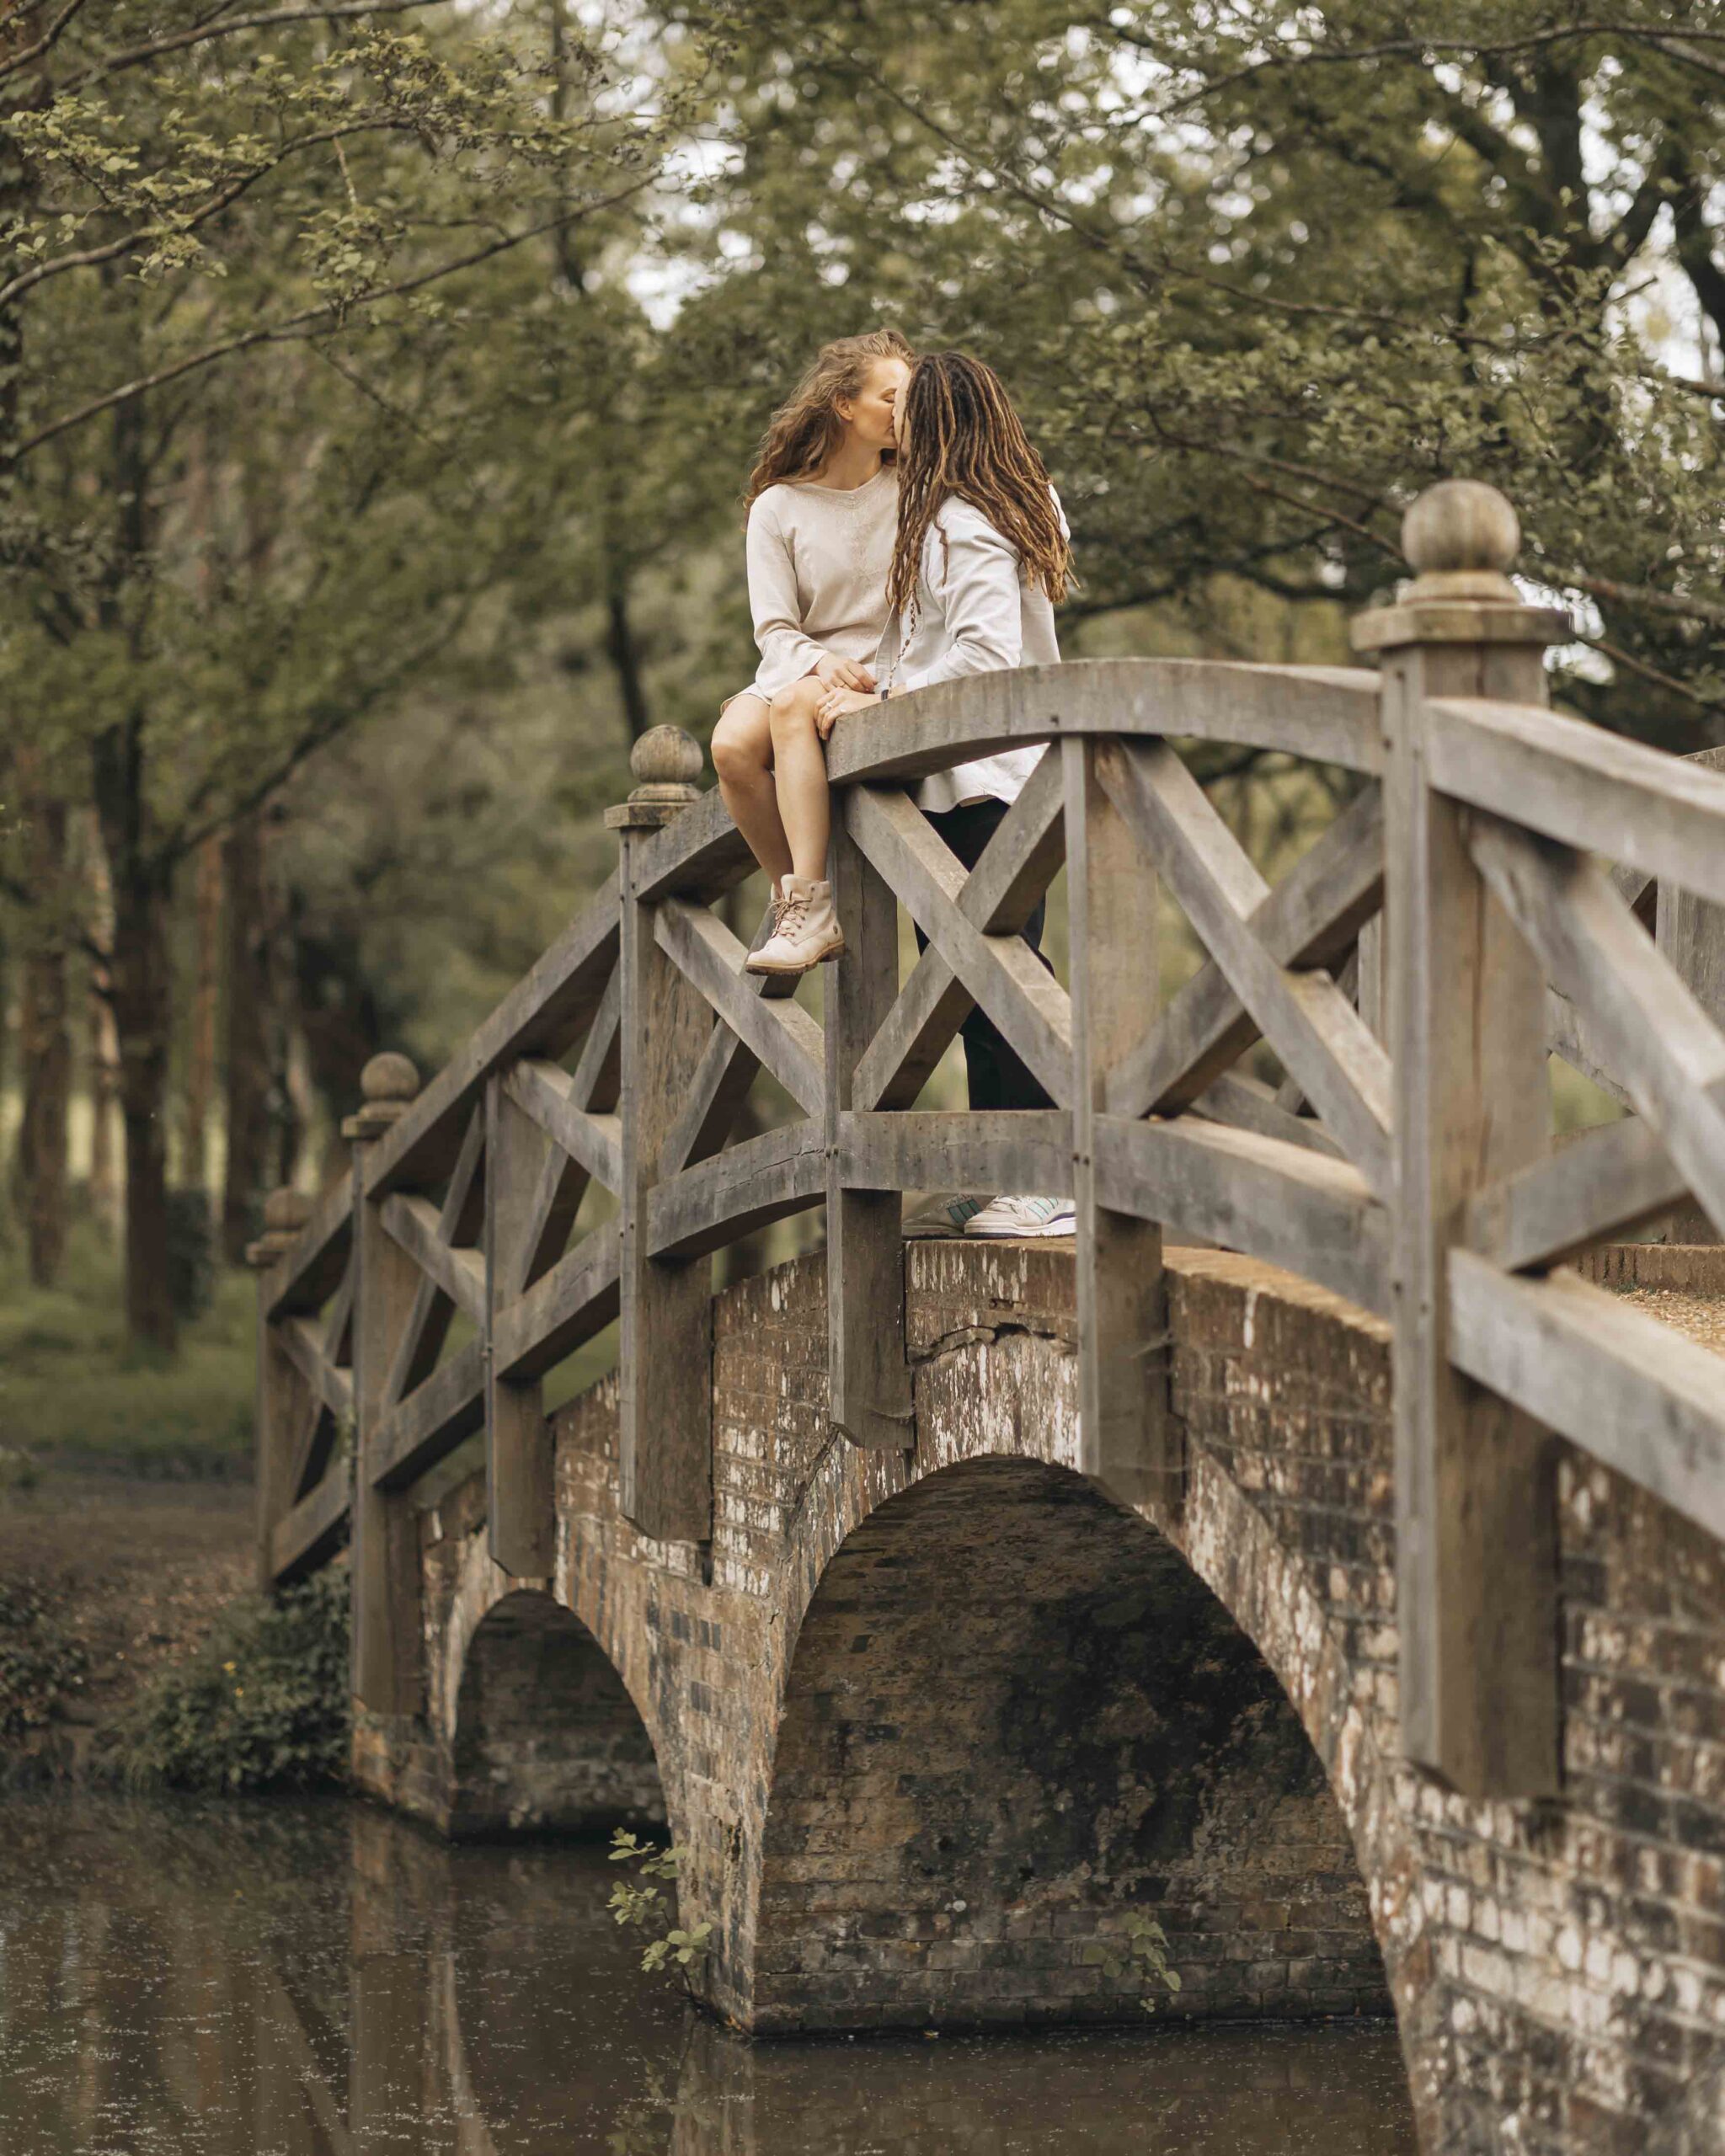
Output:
[360,1243,1409,2047]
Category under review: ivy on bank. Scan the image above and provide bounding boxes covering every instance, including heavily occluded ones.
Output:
[109,1569,350,1795]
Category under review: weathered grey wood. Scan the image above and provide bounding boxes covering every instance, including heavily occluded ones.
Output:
[372,1338,486,1489]
[382,1107,485,1413]
[486,1075,555,1577]
[510,969,622,1297]
[659,901,784,1177]
[820,657,1383,784]
[264,1178,354,1321]
[379,1193,487,1326]
[653,898,827,1119]
[649,1119,826,1259]
[254,1288,309,1590]
[352,1111,425,1714]
[624,783,759,906]
[1546,985,1635,1109]
[619,846,715,1542]
[1064,736,1173,1505]
[278,1314,355,1429]
[492,1222,620,1385]
[1192,1070,1347,1161]
[269,1468,351,1588]
[827,821,915,1451]
[1354,912,1385,1043]
[505,1058,624,1193]
[1466,1112,1692,1272]
[1375,616,1558,1800]
[364,876,620,1198]
[1108,781,1385,1120]
[1654,750,1725,1241]
[1425,696,1725,909]
[1449,1252,1725,1542]
[846,784,1075,1107]
[837,1111,1074,1199]
[1092,1112,1389,1320]
[1467,814,1725,1240]
[852,751,1066,1112]
[1098,740,1393,1197]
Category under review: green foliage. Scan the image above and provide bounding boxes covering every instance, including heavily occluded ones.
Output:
[0,1207,252,1474]
[109,1569,351,1794]
[0,1577,89,1742]
[607,1829,713,1985]
[1082,1909,1183,2014]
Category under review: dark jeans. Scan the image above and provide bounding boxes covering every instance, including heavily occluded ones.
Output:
[920,798,1055,1113]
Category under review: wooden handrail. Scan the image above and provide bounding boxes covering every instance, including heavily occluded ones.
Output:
[248,483,1725,1798]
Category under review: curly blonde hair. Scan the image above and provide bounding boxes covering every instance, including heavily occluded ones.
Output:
[744,329,916,510]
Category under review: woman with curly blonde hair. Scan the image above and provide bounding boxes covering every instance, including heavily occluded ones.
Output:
[711,328,913,977]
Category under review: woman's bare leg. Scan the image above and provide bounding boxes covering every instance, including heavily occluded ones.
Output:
[712,694,793,890]
[768,676,832,883]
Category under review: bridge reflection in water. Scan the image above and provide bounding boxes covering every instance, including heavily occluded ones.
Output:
[0,1793,1417,2155]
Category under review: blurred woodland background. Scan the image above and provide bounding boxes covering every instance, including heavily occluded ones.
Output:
[0,0,1720,1473]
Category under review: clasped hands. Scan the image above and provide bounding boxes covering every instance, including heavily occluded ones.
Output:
[811,654,892,742]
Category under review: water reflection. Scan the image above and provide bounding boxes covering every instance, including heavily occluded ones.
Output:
[0,1796,1418,2154]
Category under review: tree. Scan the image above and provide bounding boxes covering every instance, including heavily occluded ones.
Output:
[674,0,1724,742]
[0,0,711,1344]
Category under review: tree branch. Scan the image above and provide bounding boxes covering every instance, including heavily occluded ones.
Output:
[12,186,649,464]
[31,0,446,92]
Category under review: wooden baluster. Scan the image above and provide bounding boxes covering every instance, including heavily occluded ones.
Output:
[608,727,715,1542]
[346,1052,425,1716]
[1658,745,1725,1246]
[1064,737,1176,1505]
[485,1074,554,1576]
[1352,480,1569,1797]
[826,803,913,1449]
[244,1186,312,1594]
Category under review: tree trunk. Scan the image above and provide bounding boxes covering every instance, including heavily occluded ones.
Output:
[86,829,120,1233]
[15,755,69,1286]
[221,813,274,1266]
[93,722,177,1353]
[183,834,222,1193]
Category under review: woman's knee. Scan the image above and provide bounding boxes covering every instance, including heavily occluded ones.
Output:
[770,675,824,742]
[713,701,769,784]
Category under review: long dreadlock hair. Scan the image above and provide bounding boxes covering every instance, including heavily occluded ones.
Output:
[743,328,916,510]
[886,352,1071,627]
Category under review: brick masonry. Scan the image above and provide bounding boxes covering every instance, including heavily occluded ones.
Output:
[351,1240,1725,2155]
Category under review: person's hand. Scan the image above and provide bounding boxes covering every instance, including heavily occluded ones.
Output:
[815,683,879,740]
[813,653,877,694]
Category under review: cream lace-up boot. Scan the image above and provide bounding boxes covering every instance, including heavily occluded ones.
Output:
[744,875,845,975]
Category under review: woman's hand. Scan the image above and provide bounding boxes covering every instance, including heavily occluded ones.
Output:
[815,683,882,740]
[813,653,876,694]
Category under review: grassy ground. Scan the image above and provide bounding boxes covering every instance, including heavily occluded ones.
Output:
[0,1212,254,1481]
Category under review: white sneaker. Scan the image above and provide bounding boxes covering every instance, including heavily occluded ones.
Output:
[905,1193,990,1239]
[744,875,845,976]
[964,1193,1076,1240]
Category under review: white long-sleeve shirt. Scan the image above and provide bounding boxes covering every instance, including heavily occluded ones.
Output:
[874,491,1066,813]
[728,467,899,707]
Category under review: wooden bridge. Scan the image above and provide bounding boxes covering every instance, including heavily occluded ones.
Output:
[246,481,1725,2150]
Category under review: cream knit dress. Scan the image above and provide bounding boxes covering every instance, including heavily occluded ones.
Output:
[724,467,900,709]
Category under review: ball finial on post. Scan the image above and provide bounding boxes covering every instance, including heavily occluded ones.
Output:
[1402,480,1520,601]
[606,724,705,832]
[343,1050,421,1142]
[1351,478,1569,654]
[245,1183,314,1269]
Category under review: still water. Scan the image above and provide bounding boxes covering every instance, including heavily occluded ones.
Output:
[0,1795,1418,2153]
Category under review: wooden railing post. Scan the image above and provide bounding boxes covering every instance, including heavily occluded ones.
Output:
[608,727,715,1543]
[1065,738,1176,1506]
[485,1073,553,1577]
[346,1052,424,1716]
[245,1186,312,1593]
[1658,745,1725,1246]
[826,805,913,1450]
[1352,480,1569,1797]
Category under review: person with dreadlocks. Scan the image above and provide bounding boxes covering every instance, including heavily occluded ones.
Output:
[711,329,913,977]
[811,349,1076,1241]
